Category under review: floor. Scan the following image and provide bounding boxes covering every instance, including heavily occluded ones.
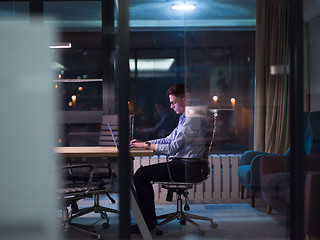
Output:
[58,194,289,240]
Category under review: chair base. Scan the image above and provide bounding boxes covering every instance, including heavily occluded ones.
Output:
[156,195,217,235]
[71,193,119,227]
[61,207,102,239]
[60,192,119,239]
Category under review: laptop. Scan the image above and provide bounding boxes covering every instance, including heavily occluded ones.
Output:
[107,122,144,149]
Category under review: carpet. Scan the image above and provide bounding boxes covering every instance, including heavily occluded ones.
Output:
[60,194,288,240]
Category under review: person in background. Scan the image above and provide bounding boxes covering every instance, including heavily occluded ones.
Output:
[135,100,178,140]
[129,83,209,233]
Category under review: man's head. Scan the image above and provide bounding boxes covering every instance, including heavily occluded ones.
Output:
[167,83,186,114]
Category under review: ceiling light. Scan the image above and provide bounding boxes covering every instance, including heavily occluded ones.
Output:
[171,3,196,10]
[129,58,175,71]
[49,42,72,49]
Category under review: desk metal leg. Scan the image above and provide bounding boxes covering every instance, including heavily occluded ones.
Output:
[111,160,152,240]
[130,187,153,240]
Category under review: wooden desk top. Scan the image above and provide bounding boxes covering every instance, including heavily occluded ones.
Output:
[55,146,154,158]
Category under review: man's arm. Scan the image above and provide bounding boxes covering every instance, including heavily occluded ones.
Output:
[129,139,156,151]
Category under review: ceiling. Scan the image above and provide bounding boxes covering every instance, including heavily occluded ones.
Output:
[0,0,256,31]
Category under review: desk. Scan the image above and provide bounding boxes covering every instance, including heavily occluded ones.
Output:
[55,146,153,158]
[55,146,154,240]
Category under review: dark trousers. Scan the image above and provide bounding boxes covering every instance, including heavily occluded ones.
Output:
[133,159,209,225]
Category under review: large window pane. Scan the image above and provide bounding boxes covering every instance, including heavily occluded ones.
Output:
[129,30,255,153]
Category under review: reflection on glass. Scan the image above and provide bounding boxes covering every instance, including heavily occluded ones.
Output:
[128,31,254,154]
[54,81,102,111]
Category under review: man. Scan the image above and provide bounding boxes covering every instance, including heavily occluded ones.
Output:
[129,83,210,233]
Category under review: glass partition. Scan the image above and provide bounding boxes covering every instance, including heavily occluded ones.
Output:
[302,1,320,240]
[4,0,314,238]
[126,0,307,239]
[126,1,274,239]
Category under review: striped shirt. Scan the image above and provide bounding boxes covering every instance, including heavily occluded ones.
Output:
[151,113,207,159]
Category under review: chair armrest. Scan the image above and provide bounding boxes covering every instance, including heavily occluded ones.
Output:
[250,153,282,171]
[249,154,279,186]
[260,155,320,175]
[61,164,94,194]
[239,150,281,165]
[260,155,288,176]
[62,164,93,170]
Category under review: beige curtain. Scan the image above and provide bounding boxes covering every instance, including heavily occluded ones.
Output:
[254,0,290,153]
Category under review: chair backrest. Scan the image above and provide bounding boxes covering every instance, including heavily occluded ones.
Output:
[206,112,218,158]
[99,114,119,147]
[65,115,120,182]
[99,114,135,146]
[164,112,218,184]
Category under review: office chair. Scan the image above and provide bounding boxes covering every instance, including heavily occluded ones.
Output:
[63,115,122,229]
[154,113,218,236]
[66,165,119,229]
[58,164,106,239]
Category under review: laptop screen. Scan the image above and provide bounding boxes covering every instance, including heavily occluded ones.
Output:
[107,123,118,148]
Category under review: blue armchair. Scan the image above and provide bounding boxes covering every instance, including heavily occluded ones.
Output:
[238,150,288,207]
[238,111,319,207]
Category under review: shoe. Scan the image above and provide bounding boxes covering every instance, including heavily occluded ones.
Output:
[130,221,157,234]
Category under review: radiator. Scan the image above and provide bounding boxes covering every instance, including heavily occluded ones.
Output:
[133,154,241,203]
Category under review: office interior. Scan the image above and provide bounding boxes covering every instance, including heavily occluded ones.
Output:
[0,0,319,239]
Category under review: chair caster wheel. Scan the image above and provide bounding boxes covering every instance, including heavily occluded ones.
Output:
[198,229,205,236]
[102,222,110,229]
[211,222,218,229]
[156,228,163,235]
[179,218,186,225]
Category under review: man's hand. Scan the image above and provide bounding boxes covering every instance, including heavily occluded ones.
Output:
[130,139,155,151]
[129,139,144,148]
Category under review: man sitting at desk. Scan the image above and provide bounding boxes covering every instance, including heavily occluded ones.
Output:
[129,83,209,233]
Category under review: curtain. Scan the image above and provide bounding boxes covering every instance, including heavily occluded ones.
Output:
[255,0,290,153]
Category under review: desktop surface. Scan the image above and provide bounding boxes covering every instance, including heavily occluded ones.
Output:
[55,146,153,158]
